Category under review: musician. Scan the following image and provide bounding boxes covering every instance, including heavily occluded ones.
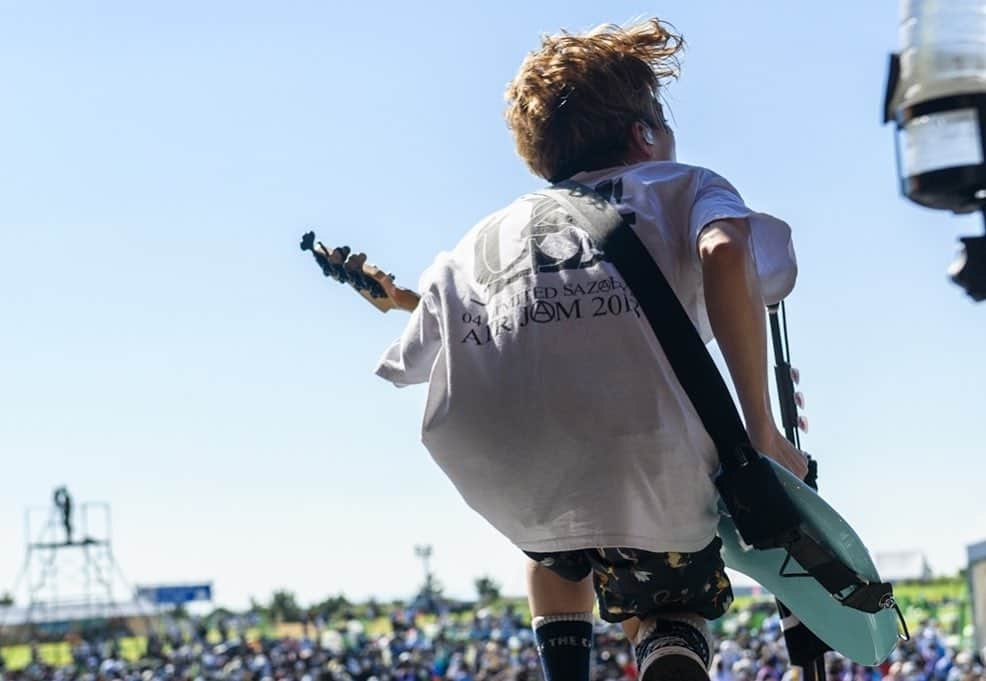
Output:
[373,18,806,681]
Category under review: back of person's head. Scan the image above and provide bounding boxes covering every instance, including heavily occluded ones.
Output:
[505,17,683,182]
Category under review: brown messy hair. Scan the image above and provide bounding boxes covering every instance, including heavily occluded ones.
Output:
[505,18,683,182]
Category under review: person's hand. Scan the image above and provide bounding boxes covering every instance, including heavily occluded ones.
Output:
[300,231,421,313]
[751,429,809,481]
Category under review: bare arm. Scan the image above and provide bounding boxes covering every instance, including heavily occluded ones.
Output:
[699,219,808,479]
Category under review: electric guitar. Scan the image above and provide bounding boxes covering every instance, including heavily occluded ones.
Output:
[299,231,420,312]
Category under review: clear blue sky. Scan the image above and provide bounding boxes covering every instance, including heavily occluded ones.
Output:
[0,0,982,610]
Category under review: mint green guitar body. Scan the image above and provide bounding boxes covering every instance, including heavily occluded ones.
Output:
[718,460,899,665]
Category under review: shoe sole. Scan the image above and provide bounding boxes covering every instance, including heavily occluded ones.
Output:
[641,653,709,681]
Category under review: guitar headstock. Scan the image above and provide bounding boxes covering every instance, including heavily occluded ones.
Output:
[300,231,418,313]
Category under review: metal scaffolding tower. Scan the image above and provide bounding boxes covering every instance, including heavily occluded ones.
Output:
[1,487,141,639]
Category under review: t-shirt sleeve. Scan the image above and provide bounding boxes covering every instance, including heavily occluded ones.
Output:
[688,169,798,305]
[374,287,442,387]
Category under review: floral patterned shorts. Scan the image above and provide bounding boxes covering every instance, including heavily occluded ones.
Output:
[524,537,733,623]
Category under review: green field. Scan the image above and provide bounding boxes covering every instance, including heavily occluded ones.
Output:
[894,578,968,604]
[0,628,269,671]
[893,579,972,640]
[1,637,146,670]
[722,578,972,642]
[0,578,972,671]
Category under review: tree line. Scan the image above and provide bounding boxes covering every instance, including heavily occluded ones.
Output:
[200,575,504,624]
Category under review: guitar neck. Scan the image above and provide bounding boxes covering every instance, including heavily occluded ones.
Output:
[301,232,421,313]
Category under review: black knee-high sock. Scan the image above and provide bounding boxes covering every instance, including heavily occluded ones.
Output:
[532,613,593,681]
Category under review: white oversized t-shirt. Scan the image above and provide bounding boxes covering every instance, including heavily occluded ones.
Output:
[375,161,797,554]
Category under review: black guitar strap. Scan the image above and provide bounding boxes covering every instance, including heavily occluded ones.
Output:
[543,182,752,469]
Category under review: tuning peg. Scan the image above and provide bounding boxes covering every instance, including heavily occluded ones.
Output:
[797,415,809,433]
[322,245,344,264]
[345,253,369,291]
[794,391,806,409]
[790,367,801,385]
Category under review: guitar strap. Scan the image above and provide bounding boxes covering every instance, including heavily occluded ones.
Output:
[538,180,900,620]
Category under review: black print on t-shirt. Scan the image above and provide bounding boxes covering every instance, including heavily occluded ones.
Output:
[597,178,637,227]
[461,180,641,346]
[472,195,604,297]
[459,284,642,345]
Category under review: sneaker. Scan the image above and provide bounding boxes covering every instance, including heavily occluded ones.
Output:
[633,615,711,681]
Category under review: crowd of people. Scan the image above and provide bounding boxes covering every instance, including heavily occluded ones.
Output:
[0,604,982,681]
